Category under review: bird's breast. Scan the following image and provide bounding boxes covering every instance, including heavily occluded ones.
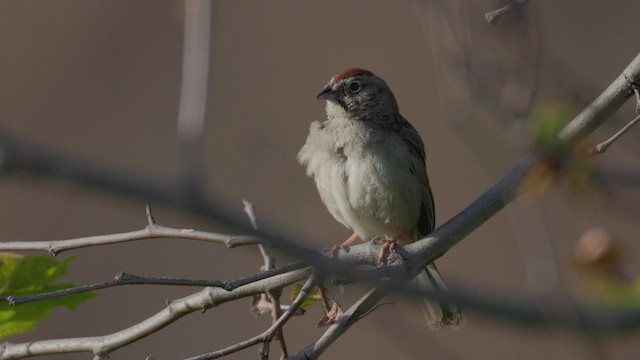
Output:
[298,121,422,242]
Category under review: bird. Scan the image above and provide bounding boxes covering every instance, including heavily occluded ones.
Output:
[297,68,464,329]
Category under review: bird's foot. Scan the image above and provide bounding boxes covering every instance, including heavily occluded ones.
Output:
[322,243,351,258]
[322,233,359,258]
[374,237,398,265]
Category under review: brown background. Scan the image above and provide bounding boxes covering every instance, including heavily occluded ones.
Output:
[1,1,640,359]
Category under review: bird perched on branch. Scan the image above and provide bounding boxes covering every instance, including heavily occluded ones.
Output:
[298,68,464,329]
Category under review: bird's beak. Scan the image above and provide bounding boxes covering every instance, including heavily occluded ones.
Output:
[316,85,339,101]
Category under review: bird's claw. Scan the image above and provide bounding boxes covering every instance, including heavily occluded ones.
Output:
[374,238,398,265]
[322,244,350,258]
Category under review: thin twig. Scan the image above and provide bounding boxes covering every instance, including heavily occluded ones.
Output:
[243,200,274,271]
[485,0,531,25]
[589,113,640,155]
[184,274,318,360]
[0,261,307,307]
[243,200,287,358]
[0,204,261,256]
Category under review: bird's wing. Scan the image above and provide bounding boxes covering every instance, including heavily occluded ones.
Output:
[398,117,435,237]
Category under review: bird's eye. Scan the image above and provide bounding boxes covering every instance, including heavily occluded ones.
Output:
[347,81,361,93]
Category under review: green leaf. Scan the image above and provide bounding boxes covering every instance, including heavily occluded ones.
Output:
[290,283,320,308]
[590,277,640,309]
[532,102,574,148]
[0,253,97,338]
[522,102,596,196]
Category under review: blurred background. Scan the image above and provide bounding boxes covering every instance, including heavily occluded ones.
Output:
[1,0,640,359]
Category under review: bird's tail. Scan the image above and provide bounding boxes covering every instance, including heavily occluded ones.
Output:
[412,262,465,330]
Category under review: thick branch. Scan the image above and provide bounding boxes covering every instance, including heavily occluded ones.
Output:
[558,53,640,142]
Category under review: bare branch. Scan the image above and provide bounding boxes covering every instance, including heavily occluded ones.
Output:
[145,202,158,226]
[590,112,640,155]
[243,200,274,271]
[0,269,311,359]
[485,0,531,25]
[0,261,306,306]
[0,206,261,256]
[184,274,318,360]
[243,200,286,357]
[558,54,640,142]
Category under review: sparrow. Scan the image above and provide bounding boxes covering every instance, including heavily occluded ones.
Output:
[297,68,464,329]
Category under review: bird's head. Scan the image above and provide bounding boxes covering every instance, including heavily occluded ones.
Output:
[317,68,399,122]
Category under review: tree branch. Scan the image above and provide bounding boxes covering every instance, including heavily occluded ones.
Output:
[0,269,311,359]
[184,274,317,360]
[0,204,261,256]
[243,200,287,358]
[589,113,640,155]
[289,287,387,360]
[0,261,307,306]
[558,53,640,142]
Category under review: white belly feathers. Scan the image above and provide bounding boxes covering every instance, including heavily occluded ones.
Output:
[298,119,421,242]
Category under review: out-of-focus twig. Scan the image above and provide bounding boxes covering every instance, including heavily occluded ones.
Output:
[177,0,212,203]
[485,0,531,25]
